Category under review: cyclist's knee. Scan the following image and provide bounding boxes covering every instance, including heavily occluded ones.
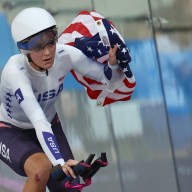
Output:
[24,152,52,184]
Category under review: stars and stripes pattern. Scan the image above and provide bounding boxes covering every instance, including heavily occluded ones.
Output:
[59,10,136,106]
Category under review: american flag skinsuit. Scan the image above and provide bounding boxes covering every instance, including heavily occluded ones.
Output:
[59,10,136,106]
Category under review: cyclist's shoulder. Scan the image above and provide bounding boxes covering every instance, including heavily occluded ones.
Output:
[2,54,27,78]
[56,43,81,57]
[4,54,26,70]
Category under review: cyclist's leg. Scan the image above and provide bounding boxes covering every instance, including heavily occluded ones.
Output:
[0,122,51,192]
[23,152,52,192]
[47,114,80,192]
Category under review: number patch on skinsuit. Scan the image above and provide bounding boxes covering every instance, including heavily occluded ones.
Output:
[15,88,24,104]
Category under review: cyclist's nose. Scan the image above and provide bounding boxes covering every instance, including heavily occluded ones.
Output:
[43,44,52,55]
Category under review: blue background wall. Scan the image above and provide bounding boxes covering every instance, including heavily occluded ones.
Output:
[0,13,18,67]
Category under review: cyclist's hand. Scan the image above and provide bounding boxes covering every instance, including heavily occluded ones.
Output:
[108,45,118,66]
[62,159,79,178]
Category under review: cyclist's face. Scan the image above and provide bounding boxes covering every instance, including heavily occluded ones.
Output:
[18,27,57,70]
[29,40,56,70]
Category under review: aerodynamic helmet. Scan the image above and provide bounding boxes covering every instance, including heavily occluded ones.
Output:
[11,7,56,43]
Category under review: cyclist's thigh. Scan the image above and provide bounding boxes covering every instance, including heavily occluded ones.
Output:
[0,123,43,176]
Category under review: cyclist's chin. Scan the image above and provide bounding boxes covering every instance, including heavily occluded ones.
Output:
[43,59,54,69]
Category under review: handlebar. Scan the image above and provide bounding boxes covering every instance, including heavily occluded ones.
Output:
[51,152,108,191]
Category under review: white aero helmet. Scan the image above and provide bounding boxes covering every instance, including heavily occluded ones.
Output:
[11,7,56,43]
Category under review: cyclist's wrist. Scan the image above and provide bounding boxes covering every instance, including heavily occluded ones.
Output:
[53,158,65,167]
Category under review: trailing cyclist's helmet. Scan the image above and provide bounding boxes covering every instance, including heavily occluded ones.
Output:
[11,7,56,43]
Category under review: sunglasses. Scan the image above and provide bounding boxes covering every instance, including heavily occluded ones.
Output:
[17,27,58,52]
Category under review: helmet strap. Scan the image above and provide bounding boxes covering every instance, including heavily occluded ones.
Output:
[27,54,49,75]
[27,54,45,71]
[26,54,48,75]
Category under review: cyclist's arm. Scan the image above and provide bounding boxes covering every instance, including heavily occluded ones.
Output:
[8,70,65,167]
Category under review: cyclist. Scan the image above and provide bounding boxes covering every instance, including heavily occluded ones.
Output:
[0,7,121,192]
